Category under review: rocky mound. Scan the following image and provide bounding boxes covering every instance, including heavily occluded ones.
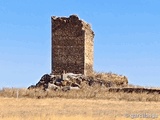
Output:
[28,72,128,91]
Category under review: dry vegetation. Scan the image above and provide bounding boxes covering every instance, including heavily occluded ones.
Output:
[93,72,128,86]
[0,86,160,102]
[0,73,159,120]
[0,97,160,120]
[0,87,159,120]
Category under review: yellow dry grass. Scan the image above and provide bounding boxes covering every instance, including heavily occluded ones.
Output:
[1,87,160,102]
[0,98,159,120]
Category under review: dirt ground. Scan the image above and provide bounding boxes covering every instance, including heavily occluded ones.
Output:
[0,98,159,120]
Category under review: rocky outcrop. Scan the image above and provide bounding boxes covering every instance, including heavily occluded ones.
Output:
[28,73,128,91]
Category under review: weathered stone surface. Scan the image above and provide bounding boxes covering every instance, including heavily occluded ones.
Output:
[28,15,131,92]
[51,15,94,76]
[28,73,128,91]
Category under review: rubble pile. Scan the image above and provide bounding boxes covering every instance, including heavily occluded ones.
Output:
[28,73,128,91]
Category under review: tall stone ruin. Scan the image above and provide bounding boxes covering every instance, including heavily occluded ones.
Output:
[51,15,94,76]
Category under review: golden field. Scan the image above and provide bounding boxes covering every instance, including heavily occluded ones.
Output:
[0,87,160,101]
[0,87,160,120]
[0,97,159,120]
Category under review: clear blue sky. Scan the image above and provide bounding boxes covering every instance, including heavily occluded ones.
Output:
[0,0,160,88]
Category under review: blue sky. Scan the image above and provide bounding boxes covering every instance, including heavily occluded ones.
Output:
[0,0,160,88]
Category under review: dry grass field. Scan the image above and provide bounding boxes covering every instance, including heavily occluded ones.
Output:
[0,87,160,101]
[0,97,159,120]
[0,87,160,120]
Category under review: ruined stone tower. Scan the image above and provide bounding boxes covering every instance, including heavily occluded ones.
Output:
[51,15,94,76]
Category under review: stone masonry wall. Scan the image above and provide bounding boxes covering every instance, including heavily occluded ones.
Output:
[51,15,94,76]
[84,23,94,76]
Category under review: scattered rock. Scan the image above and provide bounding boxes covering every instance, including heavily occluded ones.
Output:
[28,72,128,91]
